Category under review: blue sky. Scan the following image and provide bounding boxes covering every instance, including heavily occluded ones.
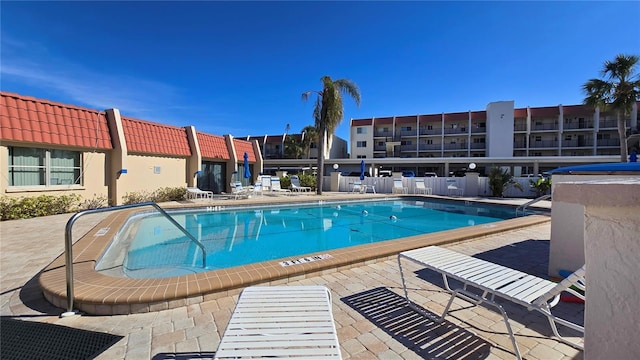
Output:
[2,1,639,147]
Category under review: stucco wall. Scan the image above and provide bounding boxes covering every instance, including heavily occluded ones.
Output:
[117,155,187,202]
[554,179,640,359]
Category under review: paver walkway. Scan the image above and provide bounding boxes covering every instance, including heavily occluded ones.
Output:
[1,197,581,360]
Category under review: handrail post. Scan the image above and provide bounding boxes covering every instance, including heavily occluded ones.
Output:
[60,202,206,317]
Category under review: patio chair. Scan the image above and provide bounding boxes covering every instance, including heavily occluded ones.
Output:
[446,178,463,196]
[186,187,213,200]
[414,178,432,195]
[270,178,291,194]
[230,182,251,199]
[351,181,365,193]
[289,175,311,192]
[398,245,585,360]
[214,285,342,359]
[392,178,407,194]
[260,175,272,192]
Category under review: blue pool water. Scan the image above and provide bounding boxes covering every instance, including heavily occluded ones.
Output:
[99,198,528,278]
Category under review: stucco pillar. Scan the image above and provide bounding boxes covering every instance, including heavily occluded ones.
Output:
[330,171,341,192]
[184,126,201,187]
[105,109,127,205]
[554,179,640,359]
[464,172,479,197]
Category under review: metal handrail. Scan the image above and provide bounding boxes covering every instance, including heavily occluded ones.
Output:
[62,202,206,317]
[515,194,551,216]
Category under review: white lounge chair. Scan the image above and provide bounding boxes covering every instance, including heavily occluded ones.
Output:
[414,178,432,195]
[351,181,365,193]
[214,286,342,359]
[398,245,585,360]
[270,178,291,194]
[260,175,272,192]
[289,175,311,192]
[392,178,407,194]
[446,178,463,196]
[186,187,213,200]
[230,182,251,199]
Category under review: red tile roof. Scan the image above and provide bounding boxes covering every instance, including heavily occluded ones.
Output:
[514,108,528,118]
[419,114,441,123]
[562,105,592,116]
[351,119,372,126]
[530,106,559,118]
[121,116,191,156]
[233,139,256,162]
[197,132,230,160]
[374,117,393,125]
[395,116,417,125]
[470,111,487,121]
[444,112,469,122]
[0,91,112,149]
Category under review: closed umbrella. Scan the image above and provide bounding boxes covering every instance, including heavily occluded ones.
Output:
[243,152,251,179]
[360,160,366,180]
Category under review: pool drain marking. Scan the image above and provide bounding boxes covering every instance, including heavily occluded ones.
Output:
[94,227,110,236]
[280,254,332,267]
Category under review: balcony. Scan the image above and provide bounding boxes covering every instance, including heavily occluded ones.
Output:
[599,120,618,129]
[562,140,594,148]
[514,141,526,149]
[418,144,442,151]
[514,124,527,131]
[470,127,486,134]
[597,139,620,147]
[420,129,442,135]
[374,130,393,138]
[443,143,468,150]
[400,144,418,152]
[532,123,558,131]
[530,140,558,148]
[470,143,485,149]
[564,122,594,130]
[399,130,417,137]
[443,127,467,135]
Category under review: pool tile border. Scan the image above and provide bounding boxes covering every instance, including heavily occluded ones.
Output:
[39,195,551,315]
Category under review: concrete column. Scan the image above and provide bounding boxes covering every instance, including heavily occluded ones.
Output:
[554,179,640,360]
[105,109,127,205]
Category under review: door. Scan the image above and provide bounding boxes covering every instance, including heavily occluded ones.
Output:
[198,161,226,194]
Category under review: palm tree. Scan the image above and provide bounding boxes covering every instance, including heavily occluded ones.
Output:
[300,125,319,159]
[302,76,361,194]
[583,54,640,162]
[284,135,305,159]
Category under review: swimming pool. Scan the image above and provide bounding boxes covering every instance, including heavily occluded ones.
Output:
[97,198,530,278]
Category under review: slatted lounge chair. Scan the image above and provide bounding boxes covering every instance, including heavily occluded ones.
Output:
[186,187,213,200]
[290,175,311,192]
[351,181,365,193]
[214,285,342,359]
[392,178,407,194]
[270,178,291,194]
[230,182,252,199]
[446,178,463,196]
[414,178,432,195]
[398,245,585,360]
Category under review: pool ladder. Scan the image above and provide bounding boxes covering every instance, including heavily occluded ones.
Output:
[62,202,206,317]
[515,194,551,216]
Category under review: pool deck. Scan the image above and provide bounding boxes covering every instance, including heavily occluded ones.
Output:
[1,193,583,359]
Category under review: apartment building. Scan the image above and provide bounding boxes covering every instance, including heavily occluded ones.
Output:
[350,100,638,176]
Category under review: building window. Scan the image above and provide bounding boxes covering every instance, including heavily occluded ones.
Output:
[473,138,485,143]
[427,139,433,145]
[356,141,367,148]
[400,140,412,145]
[8,147,81,186]
[400,126,412,131]
[565,135,572,141]
[356,127,367,134]
[535,136,542,142]
[356,155,367,159]
[427,125,433,130]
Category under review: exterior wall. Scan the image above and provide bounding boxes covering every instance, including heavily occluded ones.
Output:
[118,155,187,199]
[351,122,374,158]
[485,100,515,157]
[553,179,640,360]
[328,135,348,159]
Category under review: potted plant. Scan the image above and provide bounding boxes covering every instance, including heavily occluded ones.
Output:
[487,166,524,197]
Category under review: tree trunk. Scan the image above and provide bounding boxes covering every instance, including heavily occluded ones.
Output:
[316,126,325,195]
[618,111,628,162]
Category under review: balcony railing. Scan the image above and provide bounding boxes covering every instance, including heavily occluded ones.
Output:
[399,130,417,137]
[470,127,486,134]
[443,143,468,150]
[420,129,442,135]
[599,120,617,128]
[514,124,527,131]
[530,140,558,148]
[470,143,485,149]
[532,123,558,131]
[563,122,594,130]
[443,128,467,135]
[562,140,594,147]
[514,142,526,149]
[597,139,620,147]
[374,131,393,138]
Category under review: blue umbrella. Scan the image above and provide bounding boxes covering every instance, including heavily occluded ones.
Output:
[360,160,366,180]
[243,152,251,179]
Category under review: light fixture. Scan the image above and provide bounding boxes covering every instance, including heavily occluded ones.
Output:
[333,164,339,171]
[469,163,477,170]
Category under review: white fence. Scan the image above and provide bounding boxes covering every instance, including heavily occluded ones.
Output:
[327,176,540,198]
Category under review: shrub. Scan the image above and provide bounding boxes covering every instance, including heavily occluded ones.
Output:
[530,177,552,197]
[78,194,109,210]
[0,194,80,220]
[122,187,187,205]
[487,166,524,197]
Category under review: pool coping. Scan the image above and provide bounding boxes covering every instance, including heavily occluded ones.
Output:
[38,194,551,315]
